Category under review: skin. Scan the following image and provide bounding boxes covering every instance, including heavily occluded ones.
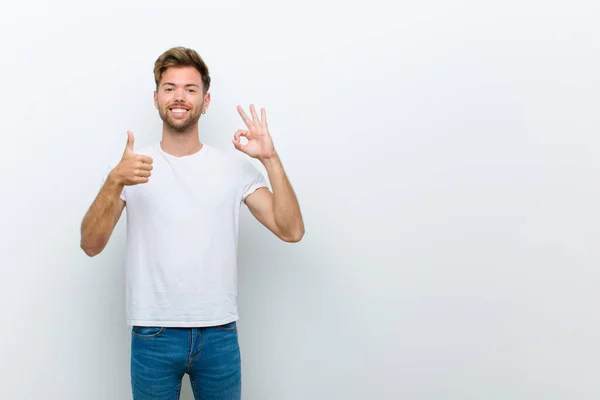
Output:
[80,66,304,256]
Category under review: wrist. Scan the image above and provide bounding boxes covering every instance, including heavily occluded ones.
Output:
[107,168,125,188]
[259,152,280,166]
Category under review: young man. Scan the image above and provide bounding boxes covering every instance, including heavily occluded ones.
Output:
[80,46,304,400]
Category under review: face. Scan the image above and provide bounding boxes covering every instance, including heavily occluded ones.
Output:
[154,66,210,132]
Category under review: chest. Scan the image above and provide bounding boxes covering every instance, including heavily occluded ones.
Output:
[124,159,242,218]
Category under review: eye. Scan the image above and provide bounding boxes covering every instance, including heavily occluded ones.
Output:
[164,87,173,92]
[188,88,196,93]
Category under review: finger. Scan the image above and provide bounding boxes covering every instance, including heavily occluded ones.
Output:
[125,131,135,153]
[137,162,153,171]
[234,129,247,141]
[232,139,243,152]
[250,104,259,124]
[136,177,150,184]
[237,128,253,140]
[138,155,153,164]
[237,105,252,128]
[261,108,268,128]
[136,169,151,178]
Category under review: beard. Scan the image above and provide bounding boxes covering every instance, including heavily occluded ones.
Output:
[157,102,202,132]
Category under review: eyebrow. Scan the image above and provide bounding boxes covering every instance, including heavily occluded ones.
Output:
[161,82,200,88]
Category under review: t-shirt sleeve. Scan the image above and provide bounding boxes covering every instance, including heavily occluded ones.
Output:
[241,159,269,200]
[100,164,126,202]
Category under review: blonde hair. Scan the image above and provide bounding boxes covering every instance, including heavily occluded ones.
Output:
[153,46,211,93]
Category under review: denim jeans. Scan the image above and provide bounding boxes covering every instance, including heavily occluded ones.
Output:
[130,321,241,400]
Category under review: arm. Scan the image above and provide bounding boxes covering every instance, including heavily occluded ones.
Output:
[80,130,153,256]
[233,104,304,243]
[80,173,126,257]
[245,155,304,242]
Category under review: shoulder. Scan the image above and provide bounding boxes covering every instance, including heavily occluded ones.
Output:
[203,144,254,170]
[203,144,238,161]
[204,145,267,187]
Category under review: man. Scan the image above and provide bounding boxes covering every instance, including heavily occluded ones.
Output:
[80,46,304,400]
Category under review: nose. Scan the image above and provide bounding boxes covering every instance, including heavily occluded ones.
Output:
[174,87,185,102]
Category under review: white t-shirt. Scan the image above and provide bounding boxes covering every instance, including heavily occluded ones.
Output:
[101,142,268,327]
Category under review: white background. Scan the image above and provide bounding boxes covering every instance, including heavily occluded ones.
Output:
[1,0,599,399]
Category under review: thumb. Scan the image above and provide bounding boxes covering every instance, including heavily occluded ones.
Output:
[232,138,243,152]
[124,131,135,154]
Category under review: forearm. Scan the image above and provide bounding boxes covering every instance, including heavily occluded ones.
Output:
[80,172,125,256]
[261,155,304,240]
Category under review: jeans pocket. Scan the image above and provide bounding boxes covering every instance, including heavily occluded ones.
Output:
[216,321,237,332]
[132,326,164,339]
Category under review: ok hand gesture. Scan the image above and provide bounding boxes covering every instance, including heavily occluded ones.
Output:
[233,104,277,161]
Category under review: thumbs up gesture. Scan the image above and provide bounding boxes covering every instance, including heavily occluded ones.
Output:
[111,131,153,186]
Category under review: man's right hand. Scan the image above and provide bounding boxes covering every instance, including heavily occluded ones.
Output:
[109,131,153,186]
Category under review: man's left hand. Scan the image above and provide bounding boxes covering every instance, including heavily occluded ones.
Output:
[233,104,277,161]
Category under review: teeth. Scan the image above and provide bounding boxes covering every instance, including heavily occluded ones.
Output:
[171,109,187,113]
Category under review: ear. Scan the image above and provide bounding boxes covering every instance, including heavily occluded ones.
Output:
[153,90,158,110]
[203,92,211,112]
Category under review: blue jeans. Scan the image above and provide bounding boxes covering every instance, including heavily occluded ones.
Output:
[130,321,241,400]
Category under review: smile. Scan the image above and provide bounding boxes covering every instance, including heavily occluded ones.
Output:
[169,108,189,117]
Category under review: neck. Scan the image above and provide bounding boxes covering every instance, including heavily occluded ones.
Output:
[160,123,203,157]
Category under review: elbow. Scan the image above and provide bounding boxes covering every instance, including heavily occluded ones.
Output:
[80,238,102,257]
[282,226,305,243]
[81,244,100,257]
